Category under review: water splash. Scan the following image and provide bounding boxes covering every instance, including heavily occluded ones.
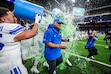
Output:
[51,2,88,73]
[21,1,88,73]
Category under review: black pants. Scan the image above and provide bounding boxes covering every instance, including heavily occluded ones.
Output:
[47,56,63,74]
[87,47,98,58]
[109,53,111,62]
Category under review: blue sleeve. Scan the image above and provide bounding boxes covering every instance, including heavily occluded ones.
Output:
[43,30,52,44]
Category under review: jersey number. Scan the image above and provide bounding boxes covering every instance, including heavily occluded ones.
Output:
[0,34,4,50]
[0,43,4,50]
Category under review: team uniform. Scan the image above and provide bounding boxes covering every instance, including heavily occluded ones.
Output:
[43,24,63,74]
[43,24,62,60]
[85,35,98,58]
[0,23,28,74]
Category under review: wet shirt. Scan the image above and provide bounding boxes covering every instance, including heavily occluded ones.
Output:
[43,24,62,60]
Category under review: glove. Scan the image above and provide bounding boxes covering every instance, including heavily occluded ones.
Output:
[35,14,41,23]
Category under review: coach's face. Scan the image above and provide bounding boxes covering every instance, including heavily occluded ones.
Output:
[0,11,17,23]
[54,22,61,30]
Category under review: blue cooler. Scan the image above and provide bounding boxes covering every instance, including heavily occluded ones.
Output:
[14,0,44,22]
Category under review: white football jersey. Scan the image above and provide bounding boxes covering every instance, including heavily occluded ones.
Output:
[0,23,29,74]
[0,23,25,63]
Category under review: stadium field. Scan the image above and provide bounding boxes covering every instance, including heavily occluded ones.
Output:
[25,34,111,74]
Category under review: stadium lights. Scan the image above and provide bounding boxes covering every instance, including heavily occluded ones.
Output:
[87,0,90,2]
[72,0,76,3]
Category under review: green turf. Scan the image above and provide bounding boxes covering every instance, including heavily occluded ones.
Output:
[25,34,111,74]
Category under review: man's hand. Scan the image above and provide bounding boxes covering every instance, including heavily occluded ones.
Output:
[58,44,67,49]
[35,14,41,23]
[90,34,98,40]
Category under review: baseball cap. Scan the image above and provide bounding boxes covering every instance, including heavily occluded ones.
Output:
[54,18,64,24]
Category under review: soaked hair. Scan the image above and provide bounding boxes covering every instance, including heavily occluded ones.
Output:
[0,7,9,17]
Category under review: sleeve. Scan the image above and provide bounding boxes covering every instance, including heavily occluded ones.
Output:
[5,23,26,42]
[9,24,26,35]
[43,30,52,44]
[0,23,26,43]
